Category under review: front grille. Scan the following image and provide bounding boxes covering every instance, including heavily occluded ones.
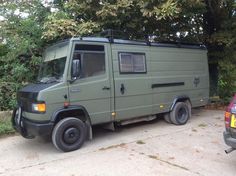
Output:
[17,91,38,113]
[17,91,38,101]
[18,97,32,112]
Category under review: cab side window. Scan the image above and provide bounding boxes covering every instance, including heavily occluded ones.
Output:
[72,44,105,78]
[82,53,105,78]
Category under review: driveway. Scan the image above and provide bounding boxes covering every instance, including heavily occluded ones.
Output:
[0,109,235,176]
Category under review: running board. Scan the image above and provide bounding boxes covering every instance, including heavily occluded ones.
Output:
[120,115,156,126]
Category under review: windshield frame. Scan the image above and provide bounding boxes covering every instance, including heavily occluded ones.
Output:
[37,41,70,84]
[38,56,67,83]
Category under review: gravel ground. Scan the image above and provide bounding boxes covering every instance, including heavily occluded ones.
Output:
[0,109,235,176]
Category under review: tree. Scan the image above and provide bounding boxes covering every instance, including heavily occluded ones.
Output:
[0,0,51,110]
[0,0,235,110]
[203,0,236,99]
[43,0,206,41]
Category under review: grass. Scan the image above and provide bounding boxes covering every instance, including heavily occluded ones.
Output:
[148,155,189,171]
[0,111,15,136]
[99,143,126,151]
[136,140,145,145]
[198,123,208,128]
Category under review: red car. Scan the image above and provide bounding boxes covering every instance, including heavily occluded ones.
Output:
[224,94,236,153]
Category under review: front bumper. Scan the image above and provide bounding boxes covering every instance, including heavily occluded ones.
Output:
[223,131,236,148]
[12,108,54,139]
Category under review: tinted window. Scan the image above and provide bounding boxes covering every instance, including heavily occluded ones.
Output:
[38,57,66,83]
[119,53,146,73]
[75,45,104,51]
[82,53,105,78]
[72,44,105,78]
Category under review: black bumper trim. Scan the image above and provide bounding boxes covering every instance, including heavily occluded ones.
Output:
[12,108,54,139]
[223,131,236,148]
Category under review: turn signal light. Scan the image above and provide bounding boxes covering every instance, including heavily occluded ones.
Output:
[64,101,70,108]
[32,103,46,113]
[225,111,231,118]
[225,111,231,129]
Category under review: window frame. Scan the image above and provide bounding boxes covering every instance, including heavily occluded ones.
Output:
[71,44,106,80]
[118,52,147,74]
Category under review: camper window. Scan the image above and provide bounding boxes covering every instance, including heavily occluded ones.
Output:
[119,52,146,74]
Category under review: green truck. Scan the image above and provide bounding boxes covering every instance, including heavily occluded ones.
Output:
[12,36,209,152]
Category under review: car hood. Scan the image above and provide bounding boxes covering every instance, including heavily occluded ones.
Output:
[17,83,57,102]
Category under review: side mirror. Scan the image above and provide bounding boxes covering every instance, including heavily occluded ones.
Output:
[71,59,81,79]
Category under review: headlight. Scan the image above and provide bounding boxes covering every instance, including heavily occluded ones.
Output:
[32,103,46,113]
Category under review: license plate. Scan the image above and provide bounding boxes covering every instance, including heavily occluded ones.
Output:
[230,114,236,128]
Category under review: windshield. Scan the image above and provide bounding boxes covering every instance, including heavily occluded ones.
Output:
[38,57,66,83]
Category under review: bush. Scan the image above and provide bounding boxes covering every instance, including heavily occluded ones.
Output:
[0,111,14,136]
[0,55,41,111]
[0,82,20,111]
[218,60,236,101]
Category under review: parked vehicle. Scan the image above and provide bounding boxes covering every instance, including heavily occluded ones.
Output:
[224,94,236,154]
[12,33,209,152]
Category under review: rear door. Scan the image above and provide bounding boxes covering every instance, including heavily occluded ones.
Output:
[111,44,152,120]
[68,43,112,125]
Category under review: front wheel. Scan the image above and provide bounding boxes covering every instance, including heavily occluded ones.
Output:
[52,117,86,152]
[170,102,190,125]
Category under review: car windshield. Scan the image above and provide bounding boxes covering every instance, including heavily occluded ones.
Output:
[38,57,66,84]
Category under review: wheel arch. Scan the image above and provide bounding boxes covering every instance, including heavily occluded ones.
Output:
[170,95,192,111]
[51,105,92,140]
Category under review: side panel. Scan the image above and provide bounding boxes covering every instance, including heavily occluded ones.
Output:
[151,47,209,114]
[112,44,152,121]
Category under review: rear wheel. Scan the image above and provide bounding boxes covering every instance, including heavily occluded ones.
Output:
[52,117,86,152]
[170,102,190,125]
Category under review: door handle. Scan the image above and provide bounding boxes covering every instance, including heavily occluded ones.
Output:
[120,84,125,94]
[102,86,110,90]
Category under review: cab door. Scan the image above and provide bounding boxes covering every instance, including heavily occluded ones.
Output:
[68,43,112,125]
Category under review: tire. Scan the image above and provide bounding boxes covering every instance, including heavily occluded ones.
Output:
[164,113,172,123]
[170,102,190,125]
[52,117,86,152]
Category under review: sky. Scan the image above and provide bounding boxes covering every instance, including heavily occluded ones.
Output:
[0,0,54,21]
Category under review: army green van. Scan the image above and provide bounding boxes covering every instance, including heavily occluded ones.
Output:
[12,36,209,152]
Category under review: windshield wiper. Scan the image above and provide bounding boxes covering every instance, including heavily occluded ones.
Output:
[38,77,60,84]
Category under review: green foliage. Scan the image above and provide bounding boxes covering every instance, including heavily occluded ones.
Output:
[0,44,9,57]
[47,0,205,41]
[218,60,236,99]
[217,31,236,99]
[0,113,14,136]
[42,15,79,42]
[0,82,19,110]
[0,0,235,111]
[204,0,236,99]
[0,0,49,110]
[42,12,100,42]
